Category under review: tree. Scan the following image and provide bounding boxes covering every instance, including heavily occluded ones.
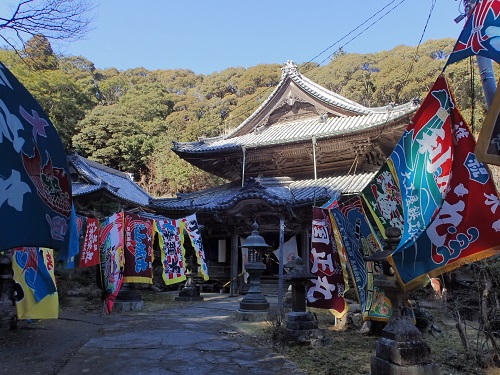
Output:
[22,34,58,70]
[0,0,94,51]
[72,104,151,175]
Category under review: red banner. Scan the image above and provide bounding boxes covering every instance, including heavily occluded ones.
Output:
[307,207,348,317]
[79,218,100,268]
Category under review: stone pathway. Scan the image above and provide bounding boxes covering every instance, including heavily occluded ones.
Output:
[58,295,306,375]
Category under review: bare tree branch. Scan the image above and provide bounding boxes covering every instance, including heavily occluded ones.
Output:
[0,0,95,50]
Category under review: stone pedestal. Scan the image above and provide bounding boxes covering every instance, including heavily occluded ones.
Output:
[176,255,203,302]
[114,284,144,312]
[284,312,328,347]
[175,284,203,302]
[237,262,269,312]
[281,256,327,346]
[370,276,440,375]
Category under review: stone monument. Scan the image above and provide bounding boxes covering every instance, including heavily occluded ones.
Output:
[176,254,203,302]
[282,256,328,347]
[365,227,440,375]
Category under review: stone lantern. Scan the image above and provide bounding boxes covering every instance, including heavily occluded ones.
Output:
[175,254,203,302]
[236,221,271,321]
[365,227,440,375]
[282,256,327,346]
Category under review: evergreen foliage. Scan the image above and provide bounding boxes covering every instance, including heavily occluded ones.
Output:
[0,37,488,197]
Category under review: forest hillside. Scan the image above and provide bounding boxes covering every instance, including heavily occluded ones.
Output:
[0,37,488,197]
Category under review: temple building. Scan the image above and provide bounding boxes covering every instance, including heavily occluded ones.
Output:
[68,152,154,216]
[152,61,418,294]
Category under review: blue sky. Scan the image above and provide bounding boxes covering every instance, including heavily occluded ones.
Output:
[2,0,466,75]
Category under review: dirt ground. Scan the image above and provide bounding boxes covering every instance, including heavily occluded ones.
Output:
[1,280,499,375]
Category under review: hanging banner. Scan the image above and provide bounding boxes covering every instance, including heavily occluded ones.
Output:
[475,77,500,165]
[0,62,72,253]
[390,94,500,290]
[99,212,125,314]
[361,162,403,239]
[181,214,209,281]
[362,76,454,251]
[80,217,100,268]
[155,218,186,285]
[307,207,348,317]
[12,247,58,319]
[123,212,154,284]
[57,205,81,269]
[337,197,392,321]
[445,0,500,67]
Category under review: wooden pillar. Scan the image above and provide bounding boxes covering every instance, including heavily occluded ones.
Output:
[230,232,239,296]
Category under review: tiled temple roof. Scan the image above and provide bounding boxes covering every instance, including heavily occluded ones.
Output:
[69,153,153,207]
[152,172,374,212]
[173,61,417,155]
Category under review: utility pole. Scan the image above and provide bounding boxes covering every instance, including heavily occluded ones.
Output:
[463,0,497,109]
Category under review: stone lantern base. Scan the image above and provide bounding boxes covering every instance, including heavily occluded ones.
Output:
[370,277,440,375]
[284,311,329,347]
[236,261,269,321]
[175,285,203,302]
[113,284,144,312]
[235,310,269,322]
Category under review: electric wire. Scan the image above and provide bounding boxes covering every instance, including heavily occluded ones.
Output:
[401,0,437,90]
[303,0,403,67]
[224,0,413,128]
[314,0,409,68]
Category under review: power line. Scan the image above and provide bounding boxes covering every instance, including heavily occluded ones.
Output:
[225,0,412,128]
[305,0,408,68]
[402,0,437,89]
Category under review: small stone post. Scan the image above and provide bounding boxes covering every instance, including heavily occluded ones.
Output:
[176,254,203,302]
[366,227,440,375]
[282,256,327,346]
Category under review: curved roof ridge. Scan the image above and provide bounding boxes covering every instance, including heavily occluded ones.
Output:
[215,60,418,141]
[68,152,102,185]
[222,65,290,139]
[172,105,416,153]
[283,61,370,115]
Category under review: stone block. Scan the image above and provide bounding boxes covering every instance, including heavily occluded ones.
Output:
[113,300,144,312]
[286,311,316,322]
[285,328,326,343]
[285,320,318,330]
[235,310,268,322]
[376,337,432,365]
[371,356,440,375]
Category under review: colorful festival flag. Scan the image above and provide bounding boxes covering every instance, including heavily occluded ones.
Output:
[321,195,339,210]
[362,76,454,250]
[12,247,58,319]
[155,218,186,285]
[0,62,72,253]
[307,207,348,317]
[123,212,154,284]
[336,198,392,321]
[57,205,81,269]
[390,92,500,290]
[181,214,209,281]
[80,217,100,267]
[361,162,403,239]
[99,212,125,314]
[446,0,500,67]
